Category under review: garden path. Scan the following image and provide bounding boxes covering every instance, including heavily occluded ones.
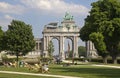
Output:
[92,64,120,68]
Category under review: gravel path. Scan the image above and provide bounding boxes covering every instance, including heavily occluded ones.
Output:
[92,64,120,68]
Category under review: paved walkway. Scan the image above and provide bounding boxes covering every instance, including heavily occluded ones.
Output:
[0,71,81,78]
[92,64,120,69]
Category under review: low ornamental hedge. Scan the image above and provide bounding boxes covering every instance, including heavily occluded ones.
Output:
[67,57,120,64]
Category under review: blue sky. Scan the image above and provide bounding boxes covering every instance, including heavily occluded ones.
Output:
[0,0,98,54]
[0,0,98,37]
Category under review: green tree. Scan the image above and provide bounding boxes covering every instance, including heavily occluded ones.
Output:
[80,0,120,64]
[47,41,54,58]
[68,46,86,58]
[89,32,109,64]
[1,53,8,62]
[5,20,35,62]
[0,26,4,51]
[68,50,73,58]
[78,46,86,57]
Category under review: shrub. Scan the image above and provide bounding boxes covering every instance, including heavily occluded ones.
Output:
[1,53,8,62]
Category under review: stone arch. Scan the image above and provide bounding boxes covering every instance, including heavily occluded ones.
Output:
[42,14,80,60]
[65,36,73,41]
[50,36,60,41]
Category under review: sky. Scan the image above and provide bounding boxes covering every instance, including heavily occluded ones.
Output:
[0,0,98,55]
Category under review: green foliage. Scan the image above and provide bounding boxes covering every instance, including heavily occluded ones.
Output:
[68,50,73,58]
[89,32,108,57]
[0,26,4,51]
[78,46,86,56]
[80,0,120,64]
[68,46,86,58]
[47,41,54,58]
[1,53,18,63]
[40,57,52,64]
[80,25,92,41]
[69,46,86,58]
[1,53,8,62]
[5,20,35,61]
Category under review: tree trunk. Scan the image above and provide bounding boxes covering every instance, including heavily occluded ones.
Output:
[16,52,19,67]
[16,52,19,62]
[112,56,117,64]
[72,57,74,64]
[103,56,108,64]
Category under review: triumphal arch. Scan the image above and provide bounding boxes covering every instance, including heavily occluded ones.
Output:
[42,12,80,59]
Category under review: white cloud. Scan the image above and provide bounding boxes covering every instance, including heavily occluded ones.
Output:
[0,15,14,31]
[21,0,89,16]
[4,15,14,20]
[0,2,25,14]
[0,18,10,31]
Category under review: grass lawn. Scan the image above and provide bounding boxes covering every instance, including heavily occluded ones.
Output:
[0,73,56,78]
[49,64,120,78]
[0,64,120,78]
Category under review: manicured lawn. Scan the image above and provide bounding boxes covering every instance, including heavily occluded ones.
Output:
[0,73,55,78]
[0,64,120,78]
[49,64,120,78]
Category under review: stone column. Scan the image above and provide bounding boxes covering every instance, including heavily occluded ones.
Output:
[47,36,51,57]
[38,42,39,54]
[73,36,78,58]
[86,41,89,58]
[86,41,98,58]
[59,36,65,60]
[43,36,48,57]
[43,36,46,51]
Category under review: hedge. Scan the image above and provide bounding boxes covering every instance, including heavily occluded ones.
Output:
[66,57,120,64]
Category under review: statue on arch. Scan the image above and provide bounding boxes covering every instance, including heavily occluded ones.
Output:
[64,12,73,21]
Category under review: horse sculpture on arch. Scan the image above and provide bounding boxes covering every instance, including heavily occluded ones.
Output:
[64,12,73,21]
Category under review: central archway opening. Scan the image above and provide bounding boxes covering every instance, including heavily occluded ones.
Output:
[51,38,59,57]
[64,38,72,59]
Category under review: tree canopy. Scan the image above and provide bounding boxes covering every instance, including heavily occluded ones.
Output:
[47,41,54,58]
[80,0,120,64]
[0,26,4,51]
[5,20,35,61]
